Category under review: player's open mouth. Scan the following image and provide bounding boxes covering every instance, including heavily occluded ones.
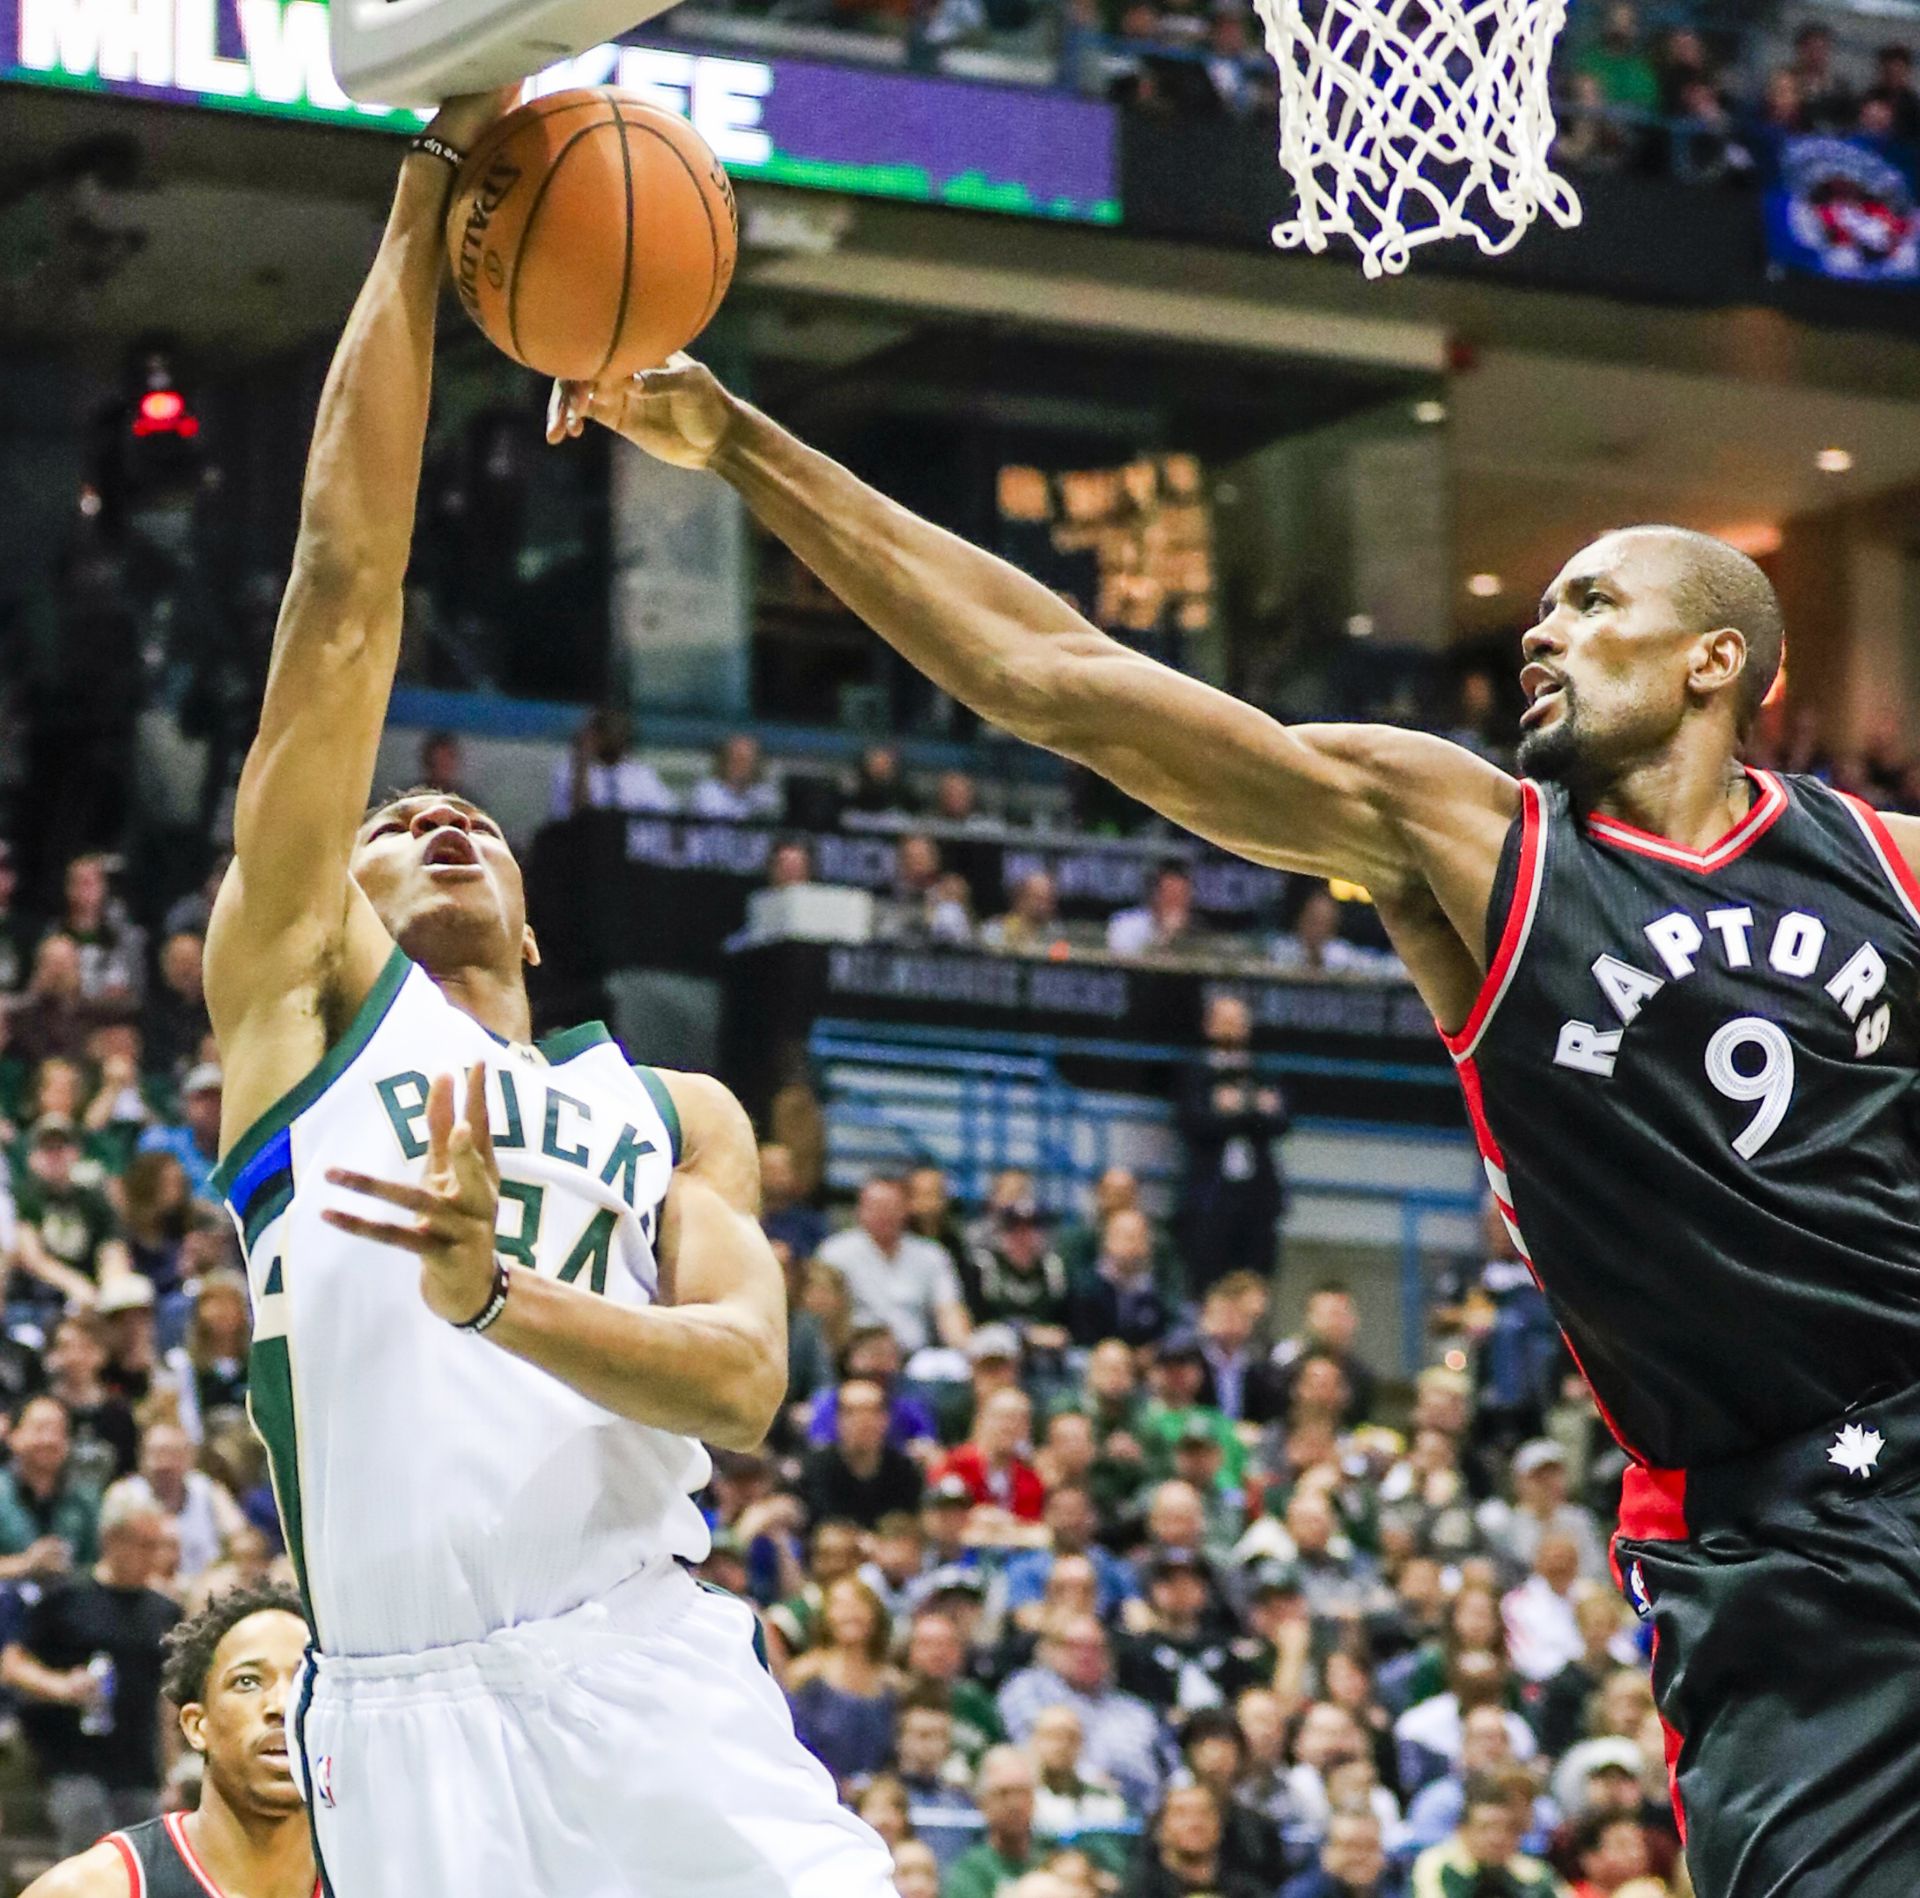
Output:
[423,830,482,873]
[1520,665,1566,728]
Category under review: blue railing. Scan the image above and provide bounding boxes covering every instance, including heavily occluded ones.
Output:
[810,1019,1478,1369]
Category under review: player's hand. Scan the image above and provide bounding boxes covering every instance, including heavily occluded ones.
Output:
[424,83,522,156]
[545,356,737,470]
[323,1062,503,1326]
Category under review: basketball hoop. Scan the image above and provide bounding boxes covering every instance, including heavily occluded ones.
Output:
[1250,0,1583,278]
[330,0,680,107]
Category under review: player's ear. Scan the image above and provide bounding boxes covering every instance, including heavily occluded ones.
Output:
[178,1700,209,1756]
[522,925,541,969]
[1690,626,1745,703]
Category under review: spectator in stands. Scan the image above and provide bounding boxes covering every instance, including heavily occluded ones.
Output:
[1108,865,1201,959]
[1670,77,1754,186]
[1551,1673,1657,1817]
[768,836,815,889]
[166,1266,250,1443]
[881,834,972,945]
[145,931,212,1081]
[1503,1531,1588,1683]
[416,729,470,798]
[15,1113,130,1310]
[933,1387,1046,1525]
[983,872,1063,954]
[1003,1480,1138,1621]
[12,934,94,1065]
[1196,8,1276,120]
[809,1326,939,1454]
[135,1061,223,1204]
[999,1614,1168,1809]
[785,1575,900,1785]
[970,1200,1073,1358]
[692,734,783,821]
[946,1746,1049,1898]
[161,854,229,943]
[893,1683,981,1866]
[1027,1702,1134,1861]
[819,1176,972,1356]
[1176,1708,1288,1888]
[905,1607,1005,1763]
[45,1312,138,1488]
[854,1775,914,1851]
[96,1274,164,1405]
[1193,1275,1287,1425]
[110,1419,243,1584]
[1175,994,1287,1294]
[0,836,35,994]
[1868,43,1920,142]
[767,1518,865,1659]
[1563,1808,1651,1897]
[893,1838,940,1898]
[760,1141,827,1263]
[846,745,916,821]
[1409,1772,1562,1898]
[551,706,677,819]
[933,770,991,828]
[1279,1809,1395,1898]
[1067,1206,1174,1350]
[1394,1650,1537,1799]
[1268,889,1384,977]
[1577,4,1660,121]
[1125,1784,1265,1898]
[1554,74,1635,174]
[1272,1285,1379,1430]
[1789,22,1855,131]
[59,855,143,1020]
[1402,1702,1557,1857]
[1056,1167,1142,1278]
[802,1378,926,1529]
[3,1486,179,1851]
[1137,1338,1243,1489]
[0,1393,100,1579]
[905,1163,973,1292]
[1533,1587,1637,1759]
[1479,1440,1608,1582]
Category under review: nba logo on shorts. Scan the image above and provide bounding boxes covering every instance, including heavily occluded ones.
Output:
[315,1755,336,1808]
[1627,1560,1652,1622]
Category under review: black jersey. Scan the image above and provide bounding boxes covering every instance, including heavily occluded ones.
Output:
[1449,768,1920,1469]
[106,1813,320,1898]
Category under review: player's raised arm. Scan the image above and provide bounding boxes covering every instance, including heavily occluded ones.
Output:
[549,363,1519,917]
[206,93,511,1130]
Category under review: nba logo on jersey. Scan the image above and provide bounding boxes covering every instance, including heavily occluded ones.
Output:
[314,1755,336,1808]
[1627,1561,1652,1622]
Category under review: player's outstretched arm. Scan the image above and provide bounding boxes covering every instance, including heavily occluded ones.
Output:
[207,93,512,1130]
[549,363,1519,912]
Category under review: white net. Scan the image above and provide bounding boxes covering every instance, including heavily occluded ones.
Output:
[1251,0,1584,278]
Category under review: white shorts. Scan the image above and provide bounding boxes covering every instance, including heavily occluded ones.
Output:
[289,1560,897,1898]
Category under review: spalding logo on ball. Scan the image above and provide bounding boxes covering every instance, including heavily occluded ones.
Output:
[446,86,739,380]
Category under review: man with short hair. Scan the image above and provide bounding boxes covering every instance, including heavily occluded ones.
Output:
[946,1746,1049,1898]
[134,1062,224,1203]
[1067,1207,1174,1350]
[1565,1808,1650,1898]
[1271,1284,1378,1428]
[997,1614,1169,1810]
[1193,1277,1288,1425]
[1138,1335,1244,1486]
[1,1486,181,1853]
[690,734,782,822]
[801,1380,925,1530]
[13,1114,129,1311]
[19,1583,313,1898]
[1174,992,1285,1293]
[0,1394,101,1580]
[1479,1440,1608,1582]
[1122,1784,1265,1898]
[1279,1809,1396,1898]
[43,1314,138,1488]
[893,1683,982,1874]
[759,1142,826,1264]
[1403,1703,1558,1857]
[1026,1704,1132,1868]
[1503,1530,1589,1682]
[904,1608,1004,1764]
[106,1421,247,1585]
[819,1177,972,1356]
[1000,1482,1138,1622]
[931,1388,1046,1525]
[144,931,213,1081]
[1409,1773,1563,1897]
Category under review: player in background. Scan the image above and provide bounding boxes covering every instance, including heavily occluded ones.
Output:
[22,1586,314,1898]
[552,358,1920,1897]
[202,102,895,1898]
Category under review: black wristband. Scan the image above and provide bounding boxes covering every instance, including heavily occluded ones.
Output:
[410,133,466,172]
[456,1259,512,1334]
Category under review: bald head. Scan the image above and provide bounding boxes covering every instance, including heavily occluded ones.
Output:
[1629,526,1783,732]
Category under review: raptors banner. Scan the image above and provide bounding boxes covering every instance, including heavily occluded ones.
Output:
[1766,133,1920,285]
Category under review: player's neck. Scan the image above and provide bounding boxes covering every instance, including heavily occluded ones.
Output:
[182,1788,316,1898]
[1587,743,1752,853]
[429,962,534,1044]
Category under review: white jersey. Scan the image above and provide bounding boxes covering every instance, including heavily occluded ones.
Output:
[214,948,711,1656]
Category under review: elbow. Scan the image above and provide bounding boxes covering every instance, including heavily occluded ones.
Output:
[707,1333,787,1452]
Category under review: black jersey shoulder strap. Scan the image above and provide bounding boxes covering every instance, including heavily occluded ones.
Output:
[107,1813,320,1898]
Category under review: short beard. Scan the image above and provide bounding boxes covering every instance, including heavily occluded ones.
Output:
[1516,693,1583,783]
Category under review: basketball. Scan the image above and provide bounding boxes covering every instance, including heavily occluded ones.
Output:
[445,87,738,382]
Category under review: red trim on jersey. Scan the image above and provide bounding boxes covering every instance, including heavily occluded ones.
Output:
[1440,780,1544,1057]
[1618,1463,1688,1544]
[165,1813,228,1898]
[1585,768,1786,871]
[1836,790,1920,929]
[1649,1627,1688,1844]
[1453,1053,1647,1466]
[107,1830,145,1898]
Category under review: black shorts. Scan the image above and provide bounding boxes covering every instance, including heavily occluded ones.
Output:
[1613,1384,1920,1898]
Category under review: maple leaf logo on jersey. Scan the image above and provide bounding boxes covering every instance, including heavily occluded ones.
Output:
[1828,1423,1886,1478]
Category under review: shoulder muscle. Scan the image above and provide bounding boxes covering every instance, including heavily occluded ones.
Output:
[21,1842,133,1898]
[654,1070,760,1215]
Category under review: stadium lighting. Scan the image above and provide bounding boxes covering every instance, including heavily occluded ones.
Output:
[1466,573,1503,598]
[131,386,200,441]
[1816,448,1855,474]
[1411,400,1448,425]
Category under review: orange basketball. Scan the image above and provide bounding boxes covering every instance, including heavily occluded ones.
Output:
[445,87,738,382]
